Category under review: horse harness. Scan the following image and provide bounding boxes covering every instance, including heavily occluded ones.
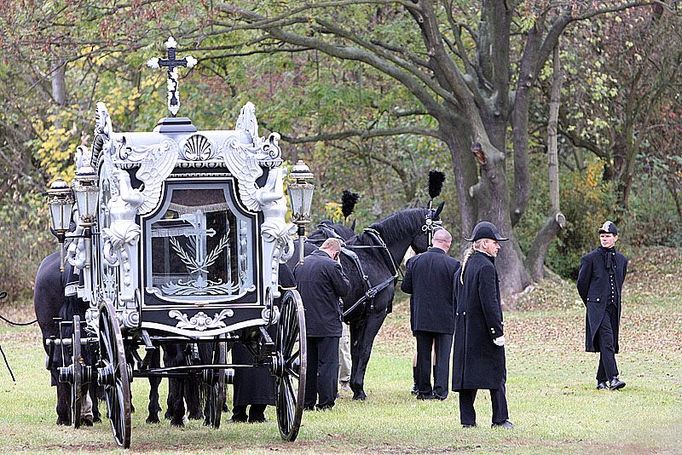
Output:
[340,227,401,319]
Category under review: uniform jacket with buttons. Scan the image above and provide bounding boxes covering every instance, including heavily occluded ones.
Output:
[401,247,460,334]
[294,249,351,338]
[576,247,628,353]
[451,251,506,391]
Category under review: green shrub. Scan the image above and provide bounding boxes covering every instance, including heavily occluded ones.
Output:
[0,189,54,300]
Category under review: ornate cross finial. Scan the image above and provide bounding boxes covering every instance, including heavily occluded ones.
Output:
[147,37,197,117]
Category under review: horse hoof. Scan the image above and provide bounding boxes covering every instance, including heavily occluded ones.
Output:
[170,419,185,428]
[352,391,367,401]
[56,417,69,426]
[146,415,160,424]
[81,417,94,427]
[188,412,203,421]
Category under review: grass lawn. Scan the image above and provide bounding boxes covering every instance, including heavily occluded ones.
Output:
[0,247,680,453]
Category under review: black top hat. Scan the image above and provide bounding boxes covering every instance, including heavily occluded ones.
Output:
[466,221,509,242]
[598,220,618,235]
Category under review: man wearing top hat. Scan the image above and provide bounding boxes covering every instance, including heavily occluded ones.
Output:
[451,221,513,429]
[577,221,628,391]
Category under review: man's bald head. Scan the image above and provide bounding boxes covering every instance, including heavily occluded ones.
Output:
[432,228,452,251]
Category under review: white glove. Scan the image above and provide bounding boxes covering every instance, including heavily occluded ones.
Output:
[493,336,505,346]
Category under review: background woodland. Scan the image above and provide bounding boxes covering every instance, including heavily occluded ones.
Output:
[0,0,680,300]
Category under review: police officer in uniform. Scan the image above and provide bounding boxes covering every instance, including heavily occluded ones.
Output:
[295,238,350,410]
[577,221,628,390]
[401,229,460,400]
[451,221,513,429]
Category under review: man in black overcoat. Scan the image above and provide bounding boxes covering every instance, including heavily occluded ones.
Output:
[401,229,460,400]
[295,238,350,410]
[576,220,628,390]
[230,263,297,423]
[451,221,513,429]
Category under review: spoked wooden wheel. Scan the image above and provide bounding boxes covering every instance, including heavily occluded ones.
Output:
[70,315,83,428]
[273,289,307,441]
[203,337,226,429]
[97,301,131,448]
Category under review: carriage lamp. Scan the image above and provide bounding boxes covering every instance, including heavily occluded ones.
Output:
[47,179,74,242]
[47,179,74,271]
[287,160,315,264]
[72,166,99,226]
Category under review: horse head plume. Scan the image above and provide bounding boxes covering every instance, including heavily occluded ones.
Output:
[341,190,360,220]
[428,170,445,202]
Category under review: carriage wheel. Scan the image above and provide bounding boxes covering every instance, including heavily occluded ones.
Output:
[97,301,131,448]
[273,289,307,441]
[204,338,226,429]
[70,315,83,429]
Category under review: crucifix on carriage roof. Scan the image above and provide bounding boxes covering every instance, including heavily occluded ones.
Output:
[146,36,197,117]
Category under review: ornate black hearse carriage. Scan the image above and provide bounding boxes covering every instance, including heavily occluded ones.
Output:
[44,38,309,448]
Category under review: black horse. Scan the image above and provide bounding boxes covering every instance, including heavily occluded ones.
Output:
[33,252,100,425]
[33,252,203,427]
[289,207,436,400]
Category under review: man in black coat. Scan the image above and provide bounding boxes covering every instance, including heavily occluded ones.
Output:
[577,220,628,391]
[452,221,513,429]
[401,229,460,400]
[231,264,297,423]
[295,238,350,410]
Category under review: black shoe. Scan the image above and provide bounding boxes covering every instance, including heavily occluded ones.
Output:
[416,393,435,400]
[609,377,626,390]
[433,394,447,401]
[596,381,609,390]
[352,390,367,401]
[462,423,476,428]
[491,420,514,429]
[410,383,418,395]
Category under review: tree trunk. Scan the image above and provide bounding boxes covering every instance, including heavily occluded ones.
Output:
[526,45,565,281]
[50,60,67,106]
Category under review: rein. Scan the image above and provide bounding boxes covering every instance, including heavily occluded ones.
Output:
[340,227,401,319]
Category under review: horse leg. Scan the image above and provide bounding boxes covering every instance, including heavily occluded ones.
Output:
[349,310,387,400]
[186,373,203,420]
[55,376,71,425]
[164,345,186,427]
[146,349,161,424]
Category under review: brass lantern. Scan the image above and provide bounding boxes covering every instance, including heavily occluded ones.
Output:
[287,160,315,263]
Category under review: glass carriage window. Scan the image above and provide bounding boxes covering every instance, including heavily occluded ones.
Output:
[145,184,255,300]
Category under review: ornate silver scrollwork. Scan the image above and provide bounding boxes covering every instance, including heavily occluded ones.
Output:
[168,309,234,331]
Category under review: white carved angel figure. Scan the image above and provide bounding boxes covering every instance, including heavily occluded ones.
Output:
[66,206,87,270]
[256,168,295,297]
[236,102,258,143]
[102,170,145,301]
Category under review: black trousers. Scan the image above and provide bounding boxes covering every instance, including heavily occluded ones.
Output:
[458,382,509,426]
[595,304,619,382]
[305,336,340,409]
[414,331,453,398]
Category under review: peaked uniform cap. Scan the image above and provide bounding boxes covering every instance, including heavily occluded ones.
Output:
[598,220,618,235]
[465,221,509,242]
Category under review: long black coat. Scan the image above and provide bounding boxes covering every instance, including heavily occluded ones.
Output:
[576,247,627,353]
[294,250,351,337]
[401,248,460,334]
[451,252,506,391]
[232,264,297,406]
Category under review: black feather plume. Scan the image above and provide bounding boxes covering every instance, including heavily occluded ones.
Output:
[341,190,360,219]
[428,170,445,199]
